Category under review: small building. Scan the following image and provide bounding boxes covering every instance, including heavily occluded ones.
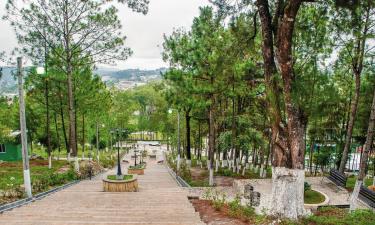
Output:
[0,143,22,161]
[0,131,23,162]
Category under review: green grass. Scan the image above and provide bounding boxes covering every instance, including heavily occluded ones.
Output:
[346,176,373,191]
[129,164,145,169]
[294,208,375,225]
[0,160,70,191]
[107,175,133,181]
[304,189,325,204]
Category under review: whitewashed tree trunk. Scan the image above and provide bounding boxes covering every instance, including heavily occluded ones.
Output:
[48,155,52,169]
[350,180,362,211]
[74,157,79,172]
[209,168,214,186]
[186,159,191,168]
[222,159,227,167]
[215,160,219,172]
[177,155,181,173]
[269,167,307,219]
[242,166,246,176]
[254,165,259,173]
[259,164,266,178]
[67,152,71,161]
[245,163,249,169]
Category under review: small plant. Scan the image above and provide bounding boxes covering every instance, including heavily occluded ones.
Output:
[304,181,311,192]
[228,196,255,221]
[107,175,133,181]
[129,164,145,169]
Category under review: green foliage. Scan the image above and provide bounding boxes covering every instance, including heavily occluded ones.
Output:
[228,196,255,220]
[304,182,311,192]
[107,175,133,181]
[32,169,77,193]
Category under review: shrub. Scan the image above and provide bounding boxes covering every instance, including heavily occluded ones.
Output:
[228,196,255,220]
[304,182,311,192]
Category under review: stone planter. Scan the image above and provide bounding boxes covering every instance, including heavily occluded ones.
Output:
[103,175,138,192]
[128,168,145,175]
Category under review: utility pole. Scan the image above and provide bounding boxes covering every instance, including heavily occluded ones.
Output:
[17,57,32,198]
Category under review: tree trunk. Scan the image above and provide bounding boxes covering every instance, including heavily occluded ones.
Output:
[58,85,69,153]
[350,85,375,210]
[45,78,52,169]
[54,112,61,161]
[185,109,191,165]
[256,0,306,219]
[339,71,361,173]
[82,114,85,159]
[209,94,215,186]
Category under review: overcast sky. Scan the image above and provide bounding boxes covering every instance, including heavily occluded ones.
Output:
[0,0,209,70]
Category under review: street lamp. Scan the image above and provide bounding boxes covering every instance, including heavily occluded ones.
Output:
[111,128,127,180]
[37,65,52,169]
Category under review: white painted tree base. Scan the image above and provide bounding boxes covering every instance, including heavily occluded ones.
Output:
[209,168,214,186]
[269,167,308,219]
[23,169,32,198]
[349,180,362,211]
[48,155,52,169]
[74,157,80,172]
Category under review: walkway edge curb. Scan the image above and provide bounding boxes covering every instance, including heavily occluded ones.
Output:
[0,170,104,214]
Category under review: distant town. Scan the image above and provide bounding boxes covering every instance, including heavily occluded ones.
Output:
[0,67,166,99]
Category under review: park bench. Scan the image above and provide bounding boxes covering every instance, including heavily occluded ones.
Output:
[327,169,347,188]
[359,185,375,208]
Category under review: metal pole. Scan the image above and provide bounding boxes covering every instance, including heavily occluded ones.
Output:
[17,57,32,198]
[117,132,122,179]
[177,111,181,174]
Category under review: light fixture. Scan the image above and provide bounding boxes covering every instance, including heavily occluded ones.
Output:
[36,66,45,75]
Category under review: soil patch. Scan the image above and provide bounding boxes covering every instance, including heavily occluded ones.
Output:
[190,199,249,225]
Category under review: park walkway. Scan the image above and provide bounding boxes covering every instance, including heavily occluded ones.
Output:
[0,152,204,225]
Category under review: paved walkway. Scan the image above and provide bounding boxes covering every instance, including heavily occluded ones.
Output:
[0,150,204,225]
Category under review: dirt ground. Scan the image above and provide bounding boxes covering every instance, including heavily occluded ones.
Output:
[190,199,250,225]
[190,167,236,187]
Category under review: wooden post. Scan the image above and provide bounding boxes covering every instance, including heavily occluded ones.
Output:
[17,57,32,198]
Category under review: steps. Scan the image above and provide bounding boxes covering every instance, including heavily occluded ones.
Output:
[0,155,205,225]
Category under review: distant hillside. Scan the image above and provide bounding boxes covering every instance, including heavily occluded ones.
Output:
[0,67,17,95]
[95,68,167,82]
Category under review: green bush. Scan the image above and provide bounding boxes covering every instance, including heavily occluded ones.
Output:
[228,196,255,219]
[32,169,78,192]
[304,182,311,192]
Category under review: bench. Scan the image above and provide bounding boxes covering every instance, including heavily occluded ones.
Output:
[327,169,347,188]
[359,185,375,208]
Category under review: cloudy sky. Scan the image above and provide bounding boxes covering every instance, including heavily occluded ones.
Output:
[0,0,209,70]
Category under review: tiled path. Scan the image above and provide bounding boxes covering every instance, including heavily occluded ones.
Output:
[0,150,204,225]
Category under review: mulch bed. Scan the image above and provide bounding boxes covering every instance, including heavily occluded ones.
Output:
[190,199,250,225]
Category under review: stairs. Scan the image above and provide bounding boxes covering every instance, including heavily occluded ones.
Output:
[0,155,204,225]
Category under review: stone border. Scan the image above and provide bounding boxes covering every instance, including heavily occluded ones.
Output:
[304,189,330,209]
[103,175,138,192]
[0,180,79,214]
[0,169,105,214]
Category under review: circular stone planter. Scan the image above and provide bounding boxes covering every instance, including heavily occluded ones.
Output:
[304,189,329,209]
[103,175,138,192]
[128,168,145,175]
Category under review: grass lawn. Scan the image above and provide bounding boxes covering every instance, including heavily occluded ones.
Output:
[0,160,70,191]
[107,175,133,181]
[346,176,373,191]
[304,189,325,204]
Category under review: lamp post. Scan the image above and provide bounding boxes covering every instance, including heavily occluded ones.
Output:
[111,128,127,180]
[37,66,52,169]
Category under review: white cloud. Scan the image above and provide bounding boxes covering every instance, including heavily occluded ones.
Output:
[0,0,208,69]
